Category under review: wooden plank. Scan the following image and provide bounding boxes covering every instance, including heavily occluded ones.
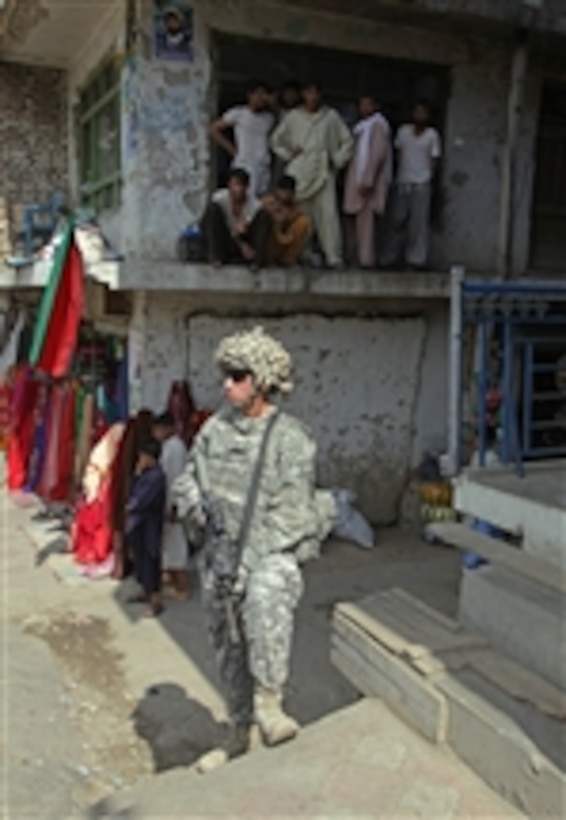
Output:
[403,633,488,661]
[377,590,455,647]
[388,588,460,633]
[470,651,566,720]
[405,642,566,719]
[437,676,566,820]
[331,644,384,701]
[375,591,483,655]
[334,602,415,656]
[429,521,566,594]
[336,597,487,661]
[353,596,429,646]
[333,615,400,659]
[408,648,480,679]
[331,629,449,743]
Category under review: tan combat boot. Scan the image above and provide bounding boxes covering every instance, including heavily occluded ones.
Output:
[196,722,250,774]
[254,686,299,747]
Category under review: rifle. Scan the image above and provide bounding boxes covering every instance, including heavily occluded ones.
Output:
[201,489,241,643]
[196,410,280,645]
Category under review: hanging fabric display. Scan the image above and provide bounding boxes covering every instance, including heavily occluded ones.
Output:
[7,366,40,491]
[167,380,196,447]
[29,221,85,379]
[29,222,72,366]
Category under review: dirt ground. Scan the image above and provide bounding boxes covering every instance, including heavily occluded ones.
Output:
[1,481,468,818]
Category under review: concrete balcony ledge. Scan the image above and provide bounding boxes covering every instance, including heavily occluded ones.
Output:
[0,256,120,291]
[119,259,451,300]
[1,253,452,305]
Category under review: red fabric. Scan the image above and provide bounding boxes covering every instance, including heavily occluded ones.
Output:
[167,381,196,447]
[7,368,39,491]
[36,386,60,500]
[0,380,11,450]
[190,410,213,439]
[72,478,114,566]
[36,242,85,378]
[47,385,76,502]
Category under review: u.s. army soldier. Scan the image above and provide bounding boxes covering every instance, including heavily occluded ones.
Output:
[173,326,335,772]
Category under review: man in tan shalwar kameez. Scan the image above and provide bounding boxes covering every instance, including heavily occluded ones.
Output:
[343,95,392,269]
[271,82,353,269]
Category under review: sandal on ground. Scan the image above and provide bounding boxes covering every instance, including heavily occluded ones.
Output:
[144,604,164,618]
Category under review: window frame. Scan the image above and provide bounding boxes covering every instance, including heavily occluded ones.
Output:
[76,56,122,213]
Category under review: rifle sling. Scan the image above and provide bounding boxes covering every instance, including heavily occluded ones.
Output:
[197,410,280,570]
[235,409,280,562]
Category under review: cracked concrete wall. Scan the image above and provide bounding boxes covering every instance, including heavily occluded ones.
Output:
[119,0,211,259]
[0,62,68,247]
[440,47,542,274]
[121,54,210,258]
[140,295,448,524]
[438,47,508,272]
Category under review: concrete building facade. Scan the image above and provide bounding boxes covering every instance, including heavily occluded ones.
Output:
[1,0,565,522]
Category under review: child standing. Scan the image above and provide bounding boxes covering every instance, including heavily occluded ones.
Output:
[126,439,167,617]
[152,411,190,600]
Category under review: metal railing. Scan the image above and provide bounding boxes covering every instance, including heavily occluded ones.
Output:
[448,268,566,476]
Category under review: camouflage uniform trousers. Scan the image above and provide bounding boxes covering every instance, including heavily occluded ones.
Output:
[202,553,303,726]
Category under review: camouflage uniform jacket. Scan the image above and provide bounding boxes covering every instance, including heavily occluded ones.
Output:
[173,406,336,572]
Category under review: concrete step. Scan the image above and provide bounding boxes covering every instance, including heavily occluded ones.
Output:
[437,671,566,818]
[459,564,566,691]
[453,460,566,570]
[91,700,519,819]
[331,589,566,819]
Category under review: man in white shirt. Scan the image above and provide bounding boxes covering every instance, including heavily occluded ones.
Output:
[381,101,442,270]
[152,412,190,599]
[209,80,275,197]
[202,168,272,271]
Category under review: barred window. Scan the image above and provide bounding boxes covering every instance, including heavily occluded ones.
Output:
[78,58,121,212]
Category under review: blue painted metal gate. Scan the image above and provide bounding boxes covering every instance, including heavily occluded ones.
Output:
[450,273,566,475]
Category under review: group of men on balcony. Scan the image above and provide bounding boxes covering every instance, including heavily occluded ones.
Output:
[203,79,442,272]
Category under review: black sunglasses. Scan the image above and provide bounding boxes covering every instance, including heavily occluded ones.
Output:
[223,369,251,383]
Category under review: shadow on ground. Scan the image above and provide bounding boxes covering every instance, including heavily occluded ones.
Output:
[131,682,224,772]
[85,800,137,819]
[34,534,69,567]
[112,531,462,730]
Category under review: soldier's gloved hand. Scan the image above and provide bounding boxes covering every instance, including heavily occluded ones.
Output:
[233,566,249,597]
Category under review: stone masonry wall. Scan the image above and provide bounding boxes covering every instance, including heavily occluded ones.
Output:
[0,61,68,252]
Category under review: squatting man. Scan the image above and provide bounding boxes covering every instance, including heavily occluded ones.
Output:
[173,327,336,772]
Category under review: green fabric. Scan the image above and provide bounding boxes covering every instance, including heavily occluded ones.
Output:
[29,219,74,367]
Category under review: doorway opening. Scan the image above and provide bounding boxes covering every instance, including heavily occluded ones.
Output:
[211,32,450,190]
[530,82,566,274]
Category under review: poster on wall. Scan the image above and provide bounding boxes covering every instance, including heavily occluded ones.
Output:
[153,1,194,62]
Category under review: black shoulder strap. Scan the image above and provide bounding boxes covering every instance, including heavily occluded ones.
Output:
[235,409,280,556]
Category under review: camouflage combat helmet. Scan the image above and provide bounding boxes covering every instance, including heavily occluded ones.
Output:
[215,326,294,395]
